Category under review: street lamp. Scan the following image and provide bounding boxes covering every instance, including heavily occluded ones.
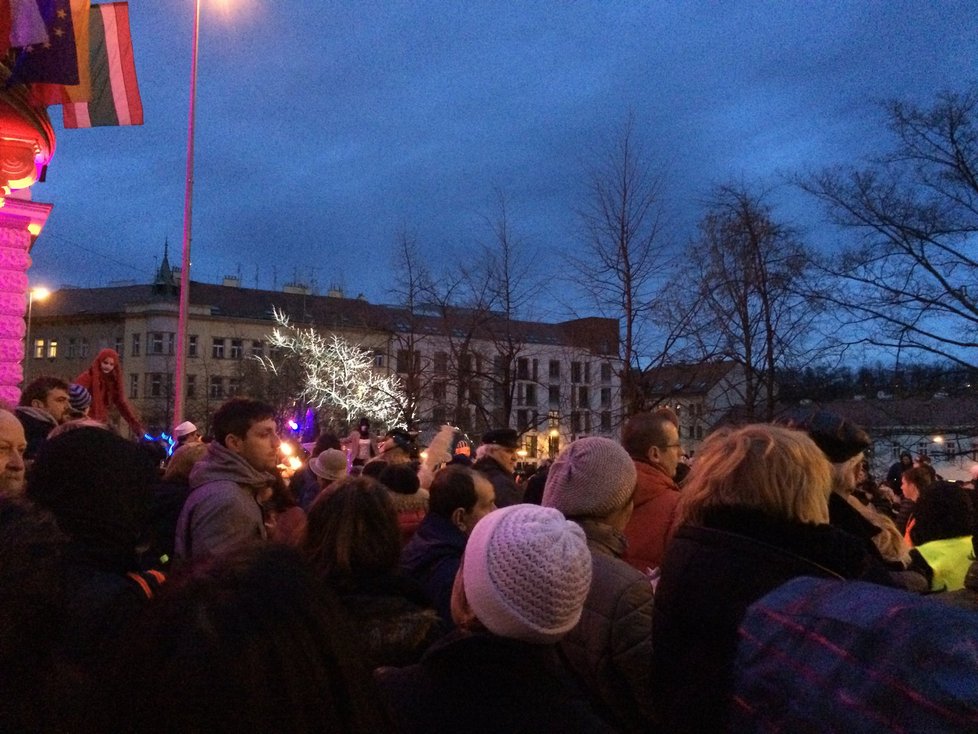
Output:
[173,0,203,427]
[24,285,50,384]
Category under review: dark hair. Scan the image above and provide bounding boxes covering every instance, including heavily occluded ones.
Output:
[378,463,420,495]
[27,427,157,570]
[361,460,388,479]
[903,466,935,492]
[212,398,276,447]
[911,481,974,545]
[19,376,69,407]
[428,465,478,518]
[89,545,392,733]
[621,408,678,458]
[302,477,401,582]
[312,431,341,456]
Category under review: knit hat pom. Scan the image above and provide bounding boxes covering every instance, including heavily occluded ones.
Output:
[463,504,592,644]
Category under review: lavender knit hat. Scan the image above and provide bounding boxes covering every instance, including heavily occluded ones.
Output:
[542,437,637,518]
[462,504,592,644]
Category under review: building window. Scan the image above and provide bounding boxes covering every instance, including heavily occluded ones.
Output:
[549,385,560,406]
[433,381,447,401]
[517,409,529,431]
[695,425,704,439]
[150,373,164,397]
[67,338,78,358]
[601,387,611,408]
[584,411,592,433]
[469,380,481,403]
[571,362,582,383]
[80,338,90,358]
[115,336,123,355]
[32,339,44,359]
[396,349,420,374]
[251,340,263,357]
[188,335,198,357]
[130,374,139,399]
[432,406,447,424]
[584,362,591,382]
[517,358,529,380]
[578,386,589,407]
[186,374,197,398]
[47,340,57,358]
[212,338,225,359]
[228,377,242,396]
[150,333,164,355]
[168,333,175,355]
[434,351,448,375]
[549,360,560,379]
[601,362,612,382]
[230,339,244,360]
[209,376,224,399]
[374,350,385,368]
[525,383,537,406]
[459,353,472,376]
[532,359,539,381]
[131,333,141,357]
[601,411,612,430]
[571,411,581,434]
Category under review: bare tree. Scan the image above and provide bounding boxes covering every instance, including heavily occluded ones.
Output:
[801,88,978,368]
[679,185,825,421]
[569,114,676,417]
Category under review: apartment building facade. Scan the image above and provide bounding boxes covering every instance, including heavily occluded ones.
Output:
[28,270,621,463]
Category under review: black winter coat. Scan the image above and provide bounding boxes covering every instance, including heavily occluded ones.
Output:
[376,630,618,734]
[652,505,879,734]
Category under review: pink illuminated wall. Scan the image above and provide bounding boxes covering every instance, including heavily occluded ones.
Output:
[0,197,51,404]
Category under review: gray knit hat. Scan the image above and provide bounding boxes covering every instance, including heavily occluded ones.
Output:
[463,504,591,644]
[542,436,637,518]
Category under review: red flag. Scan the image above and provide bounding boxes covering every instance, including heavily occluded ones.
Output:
[63,2,141,128]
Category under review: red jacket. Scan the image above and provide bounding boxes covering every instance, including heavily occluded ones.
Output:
[622,460,680,573]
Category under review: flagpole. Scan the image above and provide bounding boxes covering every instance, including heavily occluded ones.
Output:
[173,0,201,427]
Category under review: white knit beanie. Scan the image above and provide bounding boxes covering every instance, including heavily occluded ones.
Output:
[462,504,592,644]
[542,437,637,518]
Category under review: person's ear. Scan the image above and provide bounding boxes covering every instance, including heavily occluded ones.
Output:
[451,506,468,534]
[30,399,45,410]
[225,433,243,454]
[647,445,661,464]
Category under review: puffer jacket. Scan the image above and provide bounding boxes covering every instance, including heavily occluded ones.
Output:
[559,519,656,733]
[174,442,274,561]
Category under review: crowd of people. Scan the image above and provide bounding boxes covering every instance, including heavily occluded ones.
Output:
[1,370,977,732]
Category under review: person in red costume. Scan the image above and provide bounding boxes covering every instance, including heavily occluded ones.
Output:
[75,349,144,437]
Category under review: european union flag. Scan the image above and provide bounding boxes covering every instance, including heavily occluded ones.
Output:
[8,0,79,86]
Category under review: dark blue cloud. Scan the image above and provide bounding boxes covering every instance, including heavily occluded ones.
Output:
[28,1,978,306]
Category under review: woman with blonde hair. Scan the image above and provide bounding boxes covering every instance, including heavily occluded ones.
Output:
[652,423,892,733]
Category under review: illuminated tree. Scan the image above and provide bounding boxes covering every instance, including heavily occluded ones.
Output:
[257,308,405,428]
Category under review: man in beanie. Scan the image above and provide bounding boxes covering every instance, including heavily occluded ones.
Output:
[543,437,657,732]
[400,465,495,624]
[175,398,281,562]
[172,420,201,448]
[67,384,92,419]
[620,408,682,573]
[378,504,615,733]
[473,427,522,507]
[791,410,920,590]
